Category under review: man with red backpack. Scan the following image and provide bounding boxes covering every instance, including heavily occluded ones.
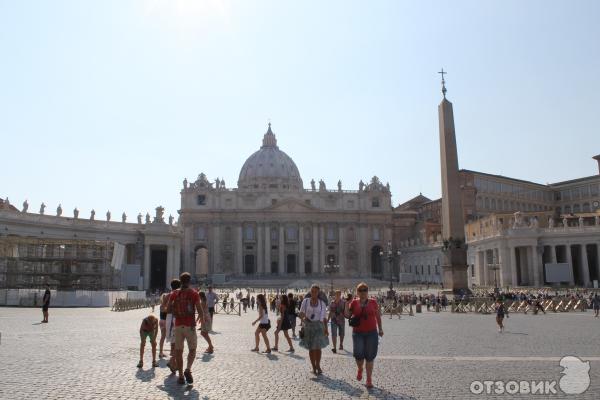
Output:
[168,272,204,385]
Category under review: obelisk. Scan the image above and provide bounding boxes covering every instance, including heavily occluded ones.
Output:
[438,69,469,293]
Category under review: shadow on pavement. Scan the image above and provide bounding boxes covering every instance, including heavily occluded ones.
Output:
[312,375,417,400]
[156,376,206,400]
[201,353,214,362]
[135,368,156,382]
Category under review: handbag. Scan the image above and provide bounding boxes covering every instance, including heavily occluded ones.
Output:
[349,300,369,327]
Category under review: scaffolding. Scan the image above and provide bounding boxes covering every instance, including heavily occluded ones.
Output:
[0,235,120,290]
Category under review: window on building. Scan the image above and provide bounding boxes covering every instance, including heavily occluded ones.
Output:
[271,228,278,241]
[371,197,380,208]
[573,204,581,213]
[244,225,255,241]
[224,227,232,241]
[326,226,336,241]
[197,195,206,205]
[372,227,381,241]
[286,226,298,242]
[271,199,278,205]
[583,203,591,212]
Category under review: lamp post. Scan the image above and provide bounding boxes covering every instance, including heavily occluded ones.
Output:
[489,263,500,293]
[323,254,340,294]
[380,240,401,290]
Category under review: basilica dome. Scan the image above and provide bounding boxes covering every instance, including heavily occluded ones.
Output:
[238,124,303,190]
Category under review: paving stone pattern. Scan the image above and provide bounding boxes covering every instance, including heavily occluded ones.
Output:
[0,307,599,399]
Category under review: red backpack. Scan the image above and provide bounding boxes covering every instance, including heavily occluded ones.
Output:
[172,289,196,319]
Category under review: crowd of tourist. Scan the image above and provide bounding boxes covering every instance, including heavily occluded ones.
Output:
[138,274,384,389]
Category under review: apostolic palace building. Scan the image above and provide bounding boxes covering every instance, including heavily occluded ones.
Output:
[1,91,600,292]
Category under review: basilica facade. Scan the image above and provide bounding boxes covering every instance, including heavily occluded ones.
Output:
[179,124,395,281]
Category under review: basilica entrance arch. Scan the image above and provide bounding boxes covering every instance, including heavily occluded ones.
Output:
[194,246,209,277]
[371,246,383,279]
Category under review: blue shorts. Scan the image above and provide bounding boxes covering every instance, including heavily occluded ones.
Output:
[352,330,378,362]
[330,320,345,337]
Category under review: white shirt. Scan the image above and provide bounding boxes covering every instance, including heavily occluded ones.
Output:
[300,298,326,321]
[259,307,269,324]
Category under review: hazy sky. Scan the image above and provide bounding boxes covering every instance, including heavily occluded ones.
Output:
[1,1,599,221]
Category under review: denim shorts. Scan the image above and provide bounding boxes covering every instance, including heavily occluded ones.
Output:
[330,320,345,337]
[352,330,378,362]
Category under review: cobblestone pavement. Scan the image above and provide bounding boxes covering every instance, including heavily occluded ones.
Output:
[1,306,599,399]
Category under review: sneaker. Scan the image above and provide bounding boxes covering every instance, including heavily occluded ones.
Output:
[184,369,193,384]
[137,361,143,368]
[152,361,159,368]
[331,348,337,354]
[286,348,295,353]
[166,362,176,374]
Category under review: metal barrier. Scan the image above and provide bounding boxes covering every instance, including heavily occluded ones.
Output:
[380,302,414,318]
[450,298,588,314]
[111,297,158,312]
[214,302,241,316]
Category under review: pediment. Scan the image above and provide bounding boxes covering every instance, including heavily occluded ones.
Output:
[263,198,318,212]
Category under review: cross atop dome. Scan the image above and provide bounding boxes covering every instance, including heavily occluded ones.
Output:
[262,122,278,148]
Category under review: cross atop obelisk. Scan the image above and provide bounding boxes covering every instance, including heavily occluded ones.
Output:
[438,68,447,98]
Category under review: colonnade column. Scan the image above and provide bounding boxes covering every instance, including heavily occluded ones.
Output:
[299,225,305,275]
[265,224,271,275]
[499,246,510,287]
[532,245,542,287]
[312,224,319,274]
[143,244,150,290]
[566,244,574,285]
[278,225,285,275]
[509,246,518,287]
[476,251,485,286]
[551,245,557,263]
[581,244,591,287]
[166,245,174,283]
[338,225,345,275]
[236,225,243,275]
[213,225,220,274]
[319,225,326,274]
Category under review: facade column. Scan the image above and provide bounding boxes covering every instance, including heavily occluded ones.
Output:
[566,244,575,285]
[551,245,557,263]
[264,224,271,275]
[174,242,181,277]
[479,251,487,286]
[257,223,263,275]
[532,245,542,287]
[279,225,285,275]
[581,244,591,287]
[338,225,345,275]
[213,225,221,274]
[498,246,510,287]
[509,246,518,287]
[319,225,326,274]
[299,225,305,275]
[166,245,174,285]
[236,225,243,275]
[358,224,367,277]
[526,246,535,286]
[312,224,319,274]
[143,244,150,290]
